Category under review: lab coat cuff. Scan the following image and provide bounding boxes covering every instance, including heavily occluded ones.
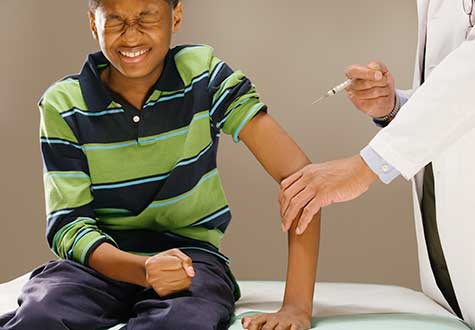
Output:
[360,145,401,184]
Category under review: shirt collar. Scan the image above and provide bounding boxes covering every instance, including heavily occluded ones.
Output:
[79,48,185,112]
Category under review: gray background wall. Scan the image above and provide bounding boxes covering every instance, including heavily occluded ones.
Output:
[0,1,419,289]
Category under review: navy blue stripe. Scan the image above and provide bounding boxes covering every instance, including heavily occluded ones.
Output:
[91,142,218,213]
[143,71,209,109]
[153,141,218,201]
[210,78,253,125]
[41,137,81,149]
[189,206,231,232]
[208,62,234,92]
[62,109,137,145]
[46,204,96,248]
[41,140,90,174]
[105,229,228,261]
[63,79,211,145]
[61,107,124,118]
[139,79,210,139]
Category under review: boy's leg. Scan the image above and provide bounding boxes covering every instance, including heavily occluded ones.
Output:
[0,259,139,330]
[127,250,236,330]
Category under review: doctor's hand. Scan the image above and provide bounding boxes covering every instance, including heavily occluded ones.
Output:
[345,61,396,118]
[280,155,378,235]
[145,248,195,297]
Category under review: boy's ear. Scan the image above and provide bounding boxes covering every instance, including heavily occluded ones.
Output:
[172,2,184,33]
[88,10,99,40]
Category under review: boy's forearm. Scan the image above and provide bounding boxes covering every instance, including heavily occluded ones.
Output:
[283,212,320,315]
[240,112,320,315]
[89,243,149,287]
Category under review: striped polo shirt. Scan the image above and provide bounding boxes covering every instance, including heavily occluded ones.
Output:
[39,45,267,266]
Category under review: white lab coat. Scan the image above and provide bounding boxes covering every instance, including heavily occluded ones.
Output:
[369,0,475,326]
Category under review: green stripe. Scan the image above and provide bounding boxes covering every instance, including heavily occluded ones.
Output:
[212,70,246,104]
[98,206,171,231]
[175,45,213,86]
[75,231,105,264]
[222,98,265,142]
[99,172,228,232]
[98,170,227,231]
[147,170,228,228]
[85,111,212,184]
[181,112,212,159]
[171,227,224,249]
[42,79,121,114]
[40,102,79,143]
[44,174,93,214]
[52,217,95,257]
[44,171,89,179]
[42,79,88,113]
[95,208,133,217]
[145,90,162,105]
[209,56,222,74]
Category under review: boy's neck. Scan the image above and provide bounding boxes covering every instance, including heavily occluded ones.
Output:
[101,64,164,110]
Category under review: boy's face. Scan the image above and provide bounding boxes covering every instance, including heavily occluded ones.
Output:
[89,0,183,80]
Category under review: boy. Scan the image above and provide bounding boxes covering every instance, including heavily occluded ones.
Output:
[0,0,320,329]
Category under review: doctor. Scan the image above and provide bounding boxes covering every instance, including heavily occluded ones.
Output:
[279,0,475,326]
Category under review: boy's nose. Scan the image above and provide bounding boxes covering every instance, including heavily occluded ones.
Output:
[121,24,144,43]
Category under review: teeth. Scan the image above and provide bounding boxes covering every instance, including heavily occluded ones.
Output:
[120,49,149,58]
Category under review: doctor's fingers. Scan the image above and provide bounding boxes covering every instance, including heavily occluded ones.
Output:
[296,198,326,235]
[349,77,389,91]
[345,64,383,81]
[349,87,392,100]
[281,169,304,191]
[368,61,389,74]
[282,188,316,232]
[280,178,308,219]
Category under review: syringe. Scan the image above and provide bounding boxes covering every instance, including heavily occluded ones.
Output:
[312,79,353,105]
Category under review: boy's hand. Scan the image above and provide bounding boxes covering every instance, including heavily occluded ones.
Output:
[144,248,195,297]
[241,305,311,330]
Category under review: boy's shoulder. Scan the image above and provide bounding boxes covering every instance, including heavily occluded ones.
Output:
[39,75,87,112]
[172,44,219,85]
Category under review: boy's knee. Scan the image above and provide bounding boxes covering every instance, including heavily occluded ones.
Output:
[8,305,65,330]
[130,300,231,330]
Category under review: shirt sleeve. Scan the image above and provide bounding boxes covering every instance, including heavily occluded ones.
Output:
[362,90,412,183]
[40,99,117,265]
[373,90,410,128]
[207,56,267,142]
[360,145,401,184]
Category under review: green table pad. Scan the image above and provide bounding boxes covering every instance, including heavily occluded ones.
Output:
[229,312,471,330]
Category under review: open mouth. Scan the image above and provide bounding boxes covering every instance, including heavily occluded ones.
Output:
[118,48,152,63]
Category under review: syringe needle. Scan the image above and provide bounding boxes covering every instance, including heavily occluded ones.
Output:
[312,79,354,105]
[311,95,327,105]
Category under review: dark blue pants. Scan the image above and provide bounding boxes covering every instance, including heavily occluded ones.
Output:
[0,250,236,330]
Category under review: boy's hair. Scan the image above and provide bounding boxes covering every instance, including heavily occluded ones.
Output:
[89,0,180,10]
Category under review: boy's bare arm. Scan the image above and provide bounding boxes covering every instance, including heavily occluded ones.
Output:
[239,112,320,327]
[89,244,195,296]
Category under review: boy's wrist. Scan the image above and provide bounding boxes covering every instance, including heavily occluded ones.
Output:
[280,303,312,321]
[282,300,313,318]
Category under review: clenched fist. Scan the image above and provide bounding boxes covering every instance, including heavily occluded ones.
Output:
[145,248,195,297]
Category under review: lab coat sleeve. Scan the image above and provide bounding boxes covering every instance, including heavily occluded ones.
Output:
[368,32,475,180]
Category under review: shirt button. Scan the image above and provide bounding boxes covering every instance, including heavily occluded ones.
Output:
[382,164,390,173]
[133,115,141,123]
